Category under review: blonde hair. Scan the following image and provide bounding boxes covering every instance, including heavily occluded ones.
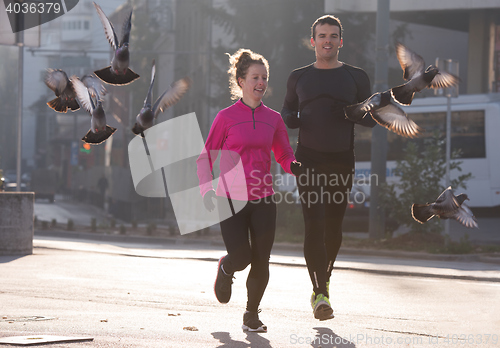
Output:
[227,48,269,101]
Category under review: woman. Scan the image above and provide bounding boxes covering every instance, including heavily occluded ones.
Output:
[197,49,302,332]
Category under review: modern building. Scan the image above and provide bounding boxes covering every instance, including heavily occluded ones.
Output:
[325,0,500,209]
[325,0,500,94]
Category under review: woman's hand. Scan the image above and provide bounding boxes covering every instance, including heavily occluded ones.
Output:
[290,161,304,177]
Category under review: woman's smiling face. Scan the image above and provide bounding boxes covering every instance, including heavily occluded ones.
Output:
[239,63,268,104]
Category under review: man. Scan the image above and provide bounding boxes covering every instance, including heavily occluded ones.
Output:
[281,15,377,320]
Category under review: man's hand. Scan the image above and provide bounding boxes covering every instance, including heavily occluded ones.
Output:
[203,190,216,212]
[281,107,300,129]
[290,161,304,177]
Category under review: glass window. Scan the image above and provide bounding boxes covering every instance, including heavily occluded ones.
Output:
[354,109,486,161]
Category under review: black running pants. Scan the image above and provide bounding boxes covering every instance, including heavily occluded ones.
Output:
[295,145,354,297]
[218,196,276,312]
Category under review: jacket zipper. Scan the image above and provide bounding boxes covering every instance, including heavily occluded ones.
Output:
[252,108,256,129]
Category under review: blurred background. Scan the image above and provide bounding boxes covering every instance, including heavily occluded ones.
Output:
[1,0,499,234]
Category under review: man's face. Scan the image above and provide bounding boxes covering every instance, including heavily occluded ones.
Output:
[311,23,342,60]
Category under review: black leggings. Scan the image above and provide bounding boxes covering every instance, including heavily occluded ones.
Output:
[295,145,354,297]
[218,196,276,312]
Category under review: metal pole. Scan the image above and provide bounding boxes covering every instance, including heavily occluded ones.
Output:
[205,0,213,136]
[16,14,24,192]
[369,0,390,239]
[438,57,458,246]
[444,93,452,243]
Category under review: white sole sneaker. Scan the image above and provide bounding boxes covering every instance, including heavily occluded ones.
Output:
[242,324,267,332]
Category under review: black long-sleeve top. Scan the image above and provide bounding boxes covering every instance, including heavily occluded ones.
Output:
[282,63,377,153]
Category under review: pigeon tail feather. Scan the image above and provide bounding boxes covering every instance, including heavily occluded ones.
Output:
[94,67,140,86]
[411,204,435,224]
[82,125,117,145]
[47,97,78,113]
[391,85,414,106]
[47,97,67,113]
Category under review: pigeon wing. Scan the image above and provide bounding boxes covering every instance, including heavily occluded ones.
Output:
[71,76,94,114]
[454,203,479,228]
[371,103,422,138]
[120,11,132,46]
[144,60,156,106]
[45,69,68,95]
[362,93,382,112]
[429,71,460,89]
[81,74,107,98]
[433,186,460,213]
[93,2,119,49]
[153,77,191,118]
[395,42,425,81]
[344,102,369,122]
[344,94,379,122]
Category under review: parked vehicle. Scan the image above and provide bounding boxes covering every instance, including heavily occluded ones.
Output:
[1,169,29,192]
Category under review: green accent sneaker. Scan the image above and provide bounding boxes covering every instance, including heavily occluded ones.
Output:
[312,293,334,321]
[310,281,330,309]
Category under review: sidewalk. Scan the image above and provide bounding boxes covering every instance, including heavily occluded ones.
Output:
[34,231,500,282]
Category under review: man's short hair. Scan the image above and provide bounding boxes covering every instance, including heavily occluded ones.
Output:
[311,15,343,40]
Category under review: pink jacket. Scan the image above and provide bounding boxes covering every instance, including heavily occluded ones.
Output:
[197,99,296,201]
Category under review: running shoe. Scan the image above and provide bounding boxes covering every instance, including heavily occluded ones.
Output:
[310,280,330,309]
[214,256,233,303]
[242,310,267,332]
[312,293,334,321]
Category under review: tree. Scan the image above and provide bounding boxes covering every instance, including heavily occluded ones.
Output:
[381,130,472,235]
[206,0,324,111]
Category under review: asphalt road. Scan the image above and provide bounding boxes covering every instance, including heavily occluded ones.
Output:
[1,237,499,348]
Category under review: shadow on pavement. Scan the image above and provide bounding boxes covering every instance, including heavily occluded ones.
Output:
[0,255,28,264]
[212,331,271,348]
[311,327,356,348]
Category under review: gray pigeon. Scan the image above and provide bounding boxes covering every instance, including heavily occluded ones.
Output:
[344,90,422,138]
[44,69,80,113]
[411,186,478,228]
[93,2,139,85]
[131,59,191,137]
[391,42,460,105]
[71,76,116,145]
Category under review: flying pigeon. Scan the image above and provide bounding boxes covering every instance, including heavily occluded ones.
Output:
[44,69,80,113]
[71,76,116,145]
[344,90,422,138]
[391,42,460,105]
[93,2,139,85]
[131,59,191,137]
[411,186,478,228]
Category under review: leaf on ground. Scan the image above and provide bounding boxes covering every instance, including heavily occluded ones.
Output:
[183,326,198,331]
